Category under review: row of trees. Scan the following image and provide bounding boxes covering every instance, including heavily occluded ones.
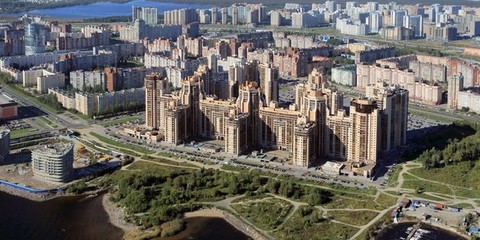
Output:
[419,131,480,169]
[38,94,64,111]
[103,167,333,228]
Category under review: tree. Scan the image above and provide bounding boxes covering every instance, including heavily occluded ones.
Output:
[327,38,343,46]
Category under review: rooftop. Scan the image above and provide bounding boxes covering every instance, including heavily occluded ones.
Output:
[0,93,14,105]
[32,142,73,156]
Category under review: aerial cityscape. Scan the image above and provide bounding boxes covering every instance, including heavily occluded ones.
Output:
[0,0,479,239]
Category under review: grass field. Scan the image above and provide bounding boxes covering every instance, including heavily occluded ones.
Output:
[401,179,454,196]
[328,210,378,226]
[232,198,293,230]
[376,193,398,207]
[408,162,479,190]
[140,155,199,168]
[125,161,193,173]
[89,132,155,154]
[323,195,384,211]
[37,116,57,128]
[99,116,142,127]
[10,127,35,138]
[273,206,358,240]
[407,193,447,202]
[386,165,402,187]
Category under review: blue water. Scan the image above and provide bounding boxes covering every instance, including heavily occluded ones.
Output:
[26,0,209,19]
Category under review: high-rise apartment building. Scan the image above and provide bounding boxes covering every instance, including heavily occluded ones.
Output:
[259,63,279,104]
[164,8,198,25]
[403,15,423,37]
[221,8,228,25]
[145,73,169,130]
[368,11,383,33]
[447,74,464,109]
[292,119,316,167]
[32,142,74,183]
[132,6,158,25]
[367,2,379,12]
[25,23,47,55]
[366,83,409,152]
[347,99,379,166]
[391,9,407,27]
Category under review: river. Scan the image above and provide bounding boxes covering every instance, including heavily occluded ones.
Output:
[377,222,467,240]
[0,191,250,240]
[25,0,209,19]
[0,191,123,240]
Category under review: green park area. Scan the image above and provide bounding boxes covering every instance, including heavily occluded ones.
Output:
[89,132,155,155]
[99,116,142,127]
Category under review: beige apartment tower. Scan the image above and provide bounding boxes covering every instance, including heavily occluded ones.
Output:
[347,99,379,165]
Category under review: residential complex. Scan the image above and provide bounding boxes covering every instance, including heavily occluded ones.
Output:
[145,66,408,177]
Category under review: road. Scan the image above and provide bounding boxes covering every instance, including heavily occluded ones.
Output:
[1,86,89,129]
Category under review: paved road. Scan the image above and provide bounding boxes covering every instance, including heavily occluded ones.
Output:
[1,86,89,129]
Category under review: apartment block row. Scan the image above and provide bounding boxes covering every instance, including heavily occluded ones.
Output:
[49,87,145,116]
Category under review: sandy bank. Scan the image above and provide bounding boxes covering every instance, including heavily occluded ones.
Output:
[101,193,138,233]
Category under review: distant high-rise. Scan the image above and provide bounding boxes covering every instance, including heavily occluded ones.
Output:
[368,11,383,33]
[232,6,239,25]
[211,7,218,24]
[221,8,228,25]
[325,1,337,12]
[447,74,464,109]
[25,23,47,55]
[404,15,423,37]
[132,6,158,25]
[164,8,198,25]
[391,9,407,27]
[367,2,379,12]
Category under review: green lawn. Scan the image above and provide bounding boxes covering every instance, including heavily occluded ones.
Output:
[323,195,384,211]
[408,162,480,191]
[99,116,142,127]
[125,161,192,173]
[328,210,378,226]
[273,206,358,240]
[140,155,198,168]
[376,193,398,207]
[386,165,403,187]
[10,127,35,138]
[89,132,155,154]
[401,179,454,196]
[232,198,293,231]
[407,193,447,202]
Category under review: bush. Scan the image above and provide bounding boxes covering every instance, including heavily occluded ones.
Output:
[160,219,185,237]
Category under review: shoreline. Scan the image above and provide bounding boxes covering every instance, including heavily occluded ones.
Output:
[380,220,469,239]
[184,208,268,240]
[101,193,139,234]
[0,184,60,202]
